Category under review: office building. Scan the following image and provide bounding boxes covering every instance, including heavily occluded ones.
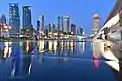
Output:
[0,14,6,25]
[0,14,7,37]
[39,15,44,31]
[92,13,100,35]
[80,26,83,36]
[48,23,51,32]
[77,26,84,36]
[51,22,56,32]
[63,16,70,33]
[22,6,32,29]
[71,24,76,35]
[9,3,20,36]
[57,16,63,31]
[37,20,40,33]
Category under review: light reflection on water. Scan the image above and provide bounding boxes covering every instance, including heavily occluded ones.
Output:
[0,40,120,81]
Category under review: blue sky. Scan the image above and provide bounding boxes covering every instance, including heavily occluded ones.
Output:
[0,0,115,35]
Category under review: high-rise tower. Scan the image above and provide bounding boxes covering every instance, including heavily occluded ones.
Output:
[0,14,6,25]
[57,16,63,31]
[39,15,44,31]
[63,16,70,33]
[92,13,100,35]
[22,6,32,29]
[9,3,20,36]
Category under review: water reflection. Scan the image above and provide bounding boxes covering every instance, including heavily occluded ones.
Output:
[22,40,33,75]
[0,40,88,80]
[11,42,20,77]
[10,40,34,77]
[2,42,12,59]
[36,40,86,63]
[37,40,86,57]
[92,40,122,81]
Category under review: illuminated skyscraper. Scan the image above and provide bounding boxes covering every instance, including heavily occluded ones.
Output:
[22,6,32,29]
[63,16,70,33]
[92,13,100,35]
[9,3,20,35]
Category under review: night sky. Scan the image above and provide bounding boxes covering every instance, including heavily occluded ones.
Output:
[0,0,115,35]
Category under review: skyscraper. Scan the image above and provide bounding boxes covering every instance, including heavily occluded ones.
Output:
[48,23,51,32]
[92,13,100,35]
[39,15,44,31]
[51,22,56,32]
[9,3,20,35]
[80,26,83,36]
[0,14,6,25]
[57,16,63,31]
[22,6,32,29]
[37,20,40,33]
[77,27,80,36]
[63,16,70,33]
[71,24,76,35]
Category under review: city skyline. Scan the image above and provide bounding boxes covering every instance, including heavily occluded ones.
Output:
[0,0,115,35]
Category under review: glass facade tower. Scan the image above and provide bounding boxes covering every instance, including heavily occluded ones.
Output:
[9,3,20,35]
[22,6,32,29]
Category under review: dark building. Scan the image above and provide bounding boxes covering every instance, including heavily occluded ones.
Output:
[37,20,40,33]
[51,22,56,32]
[48,23,51,32]
[39,15,44,31]
[9,3,20,36]
[22,6,32,29]
[71,24,76,35]
[0,14,6,25]
[77,26,84,36]
[57,16,63,31]
[44,28,48,37]
[80,27,83,36]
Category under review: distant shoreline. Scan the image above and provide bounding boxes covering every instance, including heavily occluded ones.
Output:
[0,38,85,42]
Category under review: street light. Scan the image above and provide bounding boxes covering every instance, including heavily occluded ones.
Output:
[4,26,8,29]
[9,26,11,29]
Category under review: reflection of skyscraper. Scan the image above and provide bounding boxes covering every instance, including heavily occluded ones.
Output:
[22,41,32,75]
[22,6,32,29]
[22,54,31,75]
[63,16,70,33]
[3,42,12,59]
[9,3,20,35]
[92,13,100,35]
[38,40,44,52]
[11,42,20,77]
